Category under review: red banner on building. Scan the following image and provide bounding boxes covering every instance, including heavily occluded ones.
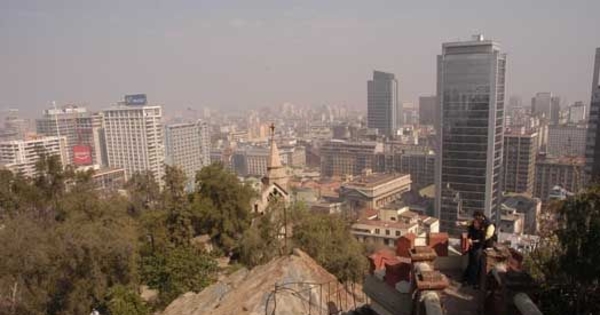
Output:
[73,145,92,166]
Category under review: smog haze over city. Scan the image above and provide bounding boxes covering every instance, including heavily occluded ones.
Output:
[2,1,600,315]
[1,0,599,116]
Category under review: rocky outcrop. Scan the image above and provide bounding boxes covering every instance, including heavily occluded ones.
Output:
[162,249,363,315]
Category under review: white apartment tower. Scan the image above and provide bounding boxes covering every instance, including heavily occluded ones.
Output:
[0,135,67,178]
[102,98,164,184]
[165,120,211,189]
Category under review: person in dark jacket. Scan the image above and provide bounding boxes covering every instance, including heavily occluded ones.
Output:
[461,211,497,287]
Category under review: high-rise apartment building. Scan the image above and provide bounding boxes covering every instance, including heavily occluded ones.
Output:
[36,105,104,167]
[419,96,437,126]
[0,135,67,178]
[165,120,210,189]
[435,35,506,235]
[102,96,164,184]
[368,71,398,137]
[547,125,587,157]
[585,48,600,179]
[503,128,538,194]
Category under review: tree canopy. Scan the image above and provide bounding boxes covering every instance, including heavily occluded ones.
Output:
[292,213,368,282]
[526,185,600,315]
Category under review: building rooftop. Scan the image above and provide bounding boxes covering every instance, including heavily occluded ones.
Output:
[504,127,538,136]
[344,172,410,189]
[503,194,540,210]
[355,217,417,230]
[537,155,585,165]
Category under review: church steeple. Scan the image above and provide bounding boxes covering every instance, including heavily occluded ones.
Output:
[265,123,288,190]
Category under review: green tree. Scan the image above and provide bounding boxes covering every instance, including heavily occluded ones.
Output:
[238,199,308,267]
[526,186,600,315]
[0,197,141,315]
[292,213,368,282]
[193,163,255,252]
[105,285,149,315]
[34,152,69,203]
[162,166,194,246]
[126,171,160,215]
[140,247,218,306]
[137,165,219,307]
[0,169,38,218]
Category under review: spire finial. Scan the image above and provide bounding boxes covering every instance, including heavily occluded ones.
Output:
[269,123,275,137]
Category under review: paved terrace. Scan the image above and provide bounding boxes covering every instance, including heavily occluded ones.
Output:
[364,233,543,315]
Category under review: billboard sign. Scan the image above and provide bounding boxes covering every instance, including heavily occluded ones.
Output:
[124,94,147,105]
[73,145,93,166]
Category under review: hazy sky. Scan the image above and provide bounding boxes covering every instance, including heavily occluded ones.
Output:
[1,0,599,117]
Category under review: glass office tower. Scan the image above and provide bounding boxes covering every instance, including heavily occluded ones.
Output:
[435,35,507,235]
[367,71,398,137]
[585,48,600,179]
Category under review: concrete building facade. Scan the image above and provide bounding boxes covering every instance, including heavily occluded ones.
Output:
[0,135,67,178]
[503,128,538,194]
[534,155,585,202]
[320,140,383,177]
[165,120,211,189]
[547,125,587,157]
[375,148,435,190]
[102,101,164,184]
[339,171,412,210]
[36,105,104,167]
[569,101,587,124]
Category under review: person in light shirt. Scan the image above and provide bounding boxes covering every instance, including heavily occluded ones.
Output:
[458,211,497,287]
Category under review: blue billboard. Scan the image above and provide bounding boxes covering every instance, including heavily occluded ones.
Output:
[124,94,147,105]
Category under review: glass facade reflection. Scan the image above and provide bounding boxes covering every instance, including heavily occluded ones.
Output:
[435,36,506,235]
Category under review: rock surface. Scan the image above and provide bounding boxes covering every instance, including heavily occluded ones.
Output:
[161,249,363,315]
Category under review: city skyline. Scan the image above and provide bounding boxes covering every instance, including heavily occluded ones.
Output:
[2,0,600,118]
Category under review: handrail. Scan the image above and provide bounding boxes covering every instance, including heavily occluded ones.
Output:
[514,292,543,315]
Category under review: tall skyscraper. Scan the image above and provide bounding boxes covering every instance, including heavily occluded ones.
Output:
[586,48,600,179]
[531,92,561,125]
[102,95,165,184]
[531,92,552,120]
[36,105,104,167]
[503,128,538,194]
[419,96,437,126]
[435,35,506,235]
[367,71,398,137]
[165,120,211,190]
